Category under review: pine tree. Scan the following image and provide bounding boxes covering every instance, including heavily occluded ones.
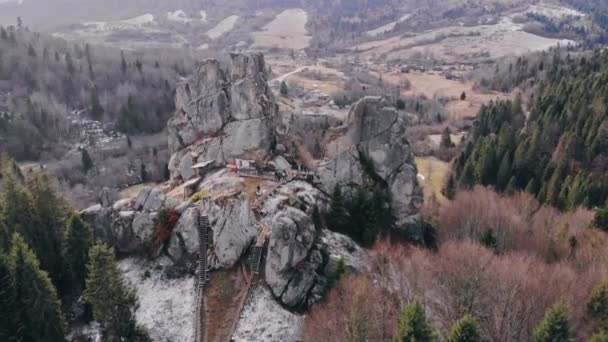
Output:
[505,176,518,195]
[496,152,512,191]
[28,174,68,294]
[64,213,92,292]
[588,278,608,326]
[81,148,94,173]
[459,162,476,189]
[589,331,608,342]
[327,185,349,232]
[91,87,104,120]
[533,302,572,342]
[9,233,65,342]
[84,243,149,341]
[280,81,289,96]
[447,314,480,342]
[444,175,456,200]
[121,50,128,74]
[593,208,608,231]
[393,301,435,342]
[0,255,19,341]
[65,52,75,75]
[441,127,455,148]
[0,172,41,260]
[27,44,36,58]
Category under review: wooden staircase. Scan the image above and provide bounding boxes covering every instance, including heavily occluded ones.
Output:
[194,215,210,342]
[249,245,264,274]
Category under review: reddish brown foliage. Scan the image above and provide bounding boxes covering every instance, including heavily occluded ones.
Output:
[367,239,604,340]
[302,275,398,342]
[153,208,180,246]
[439,186,600,266]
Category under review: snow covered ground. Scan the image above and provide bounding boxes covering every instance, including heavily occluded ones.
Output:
[233,286,303,342]
[207,15,239,39]
[366,14,411,37]
[118,257,195,342]
[320,229,366,270]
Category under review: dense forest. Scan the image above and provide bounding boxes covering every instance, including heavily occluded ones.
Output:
[0,157,148,341]
[450,48,608,211]
[0,24,197,160]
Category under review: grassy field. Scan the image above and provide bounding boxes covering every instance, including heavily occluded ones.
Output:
[416,156,450,203]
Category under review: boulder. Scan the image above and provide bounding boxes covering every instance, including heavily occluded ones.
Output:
[142,189,166,212]
[112,211,137,253]
[265,207,320,308]
[132,211,157,245]
[167,207,200,261]
[208,192,256,269]
[81,204,114,245]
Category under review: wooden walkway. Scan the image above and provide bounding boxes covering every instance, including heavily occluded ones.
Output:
[194,215,210,342]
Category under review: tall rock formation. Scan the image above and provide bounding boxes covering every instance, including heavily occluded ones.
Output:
[167,53,278,181]
[318,96,424,240]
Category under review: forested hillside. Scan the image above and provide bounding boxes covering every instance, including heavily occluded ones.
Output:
[0,157,147,341]
[0,25,197,160]
[450,48,608,210]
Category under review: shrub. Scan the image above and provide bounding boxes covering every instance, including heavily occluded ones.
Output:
[152,208,180,247]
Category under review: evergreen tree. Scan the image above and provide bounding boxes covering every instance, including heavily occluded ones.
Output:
[65,52,75,75]
[393,301,435,342]
[593,208,608,231]
[28,174,68,293]
[81,148,94,173]
[84,243,149,342]
[480,228,498,252]
[460,91,467,101]
[444,175,456,200]
[120,50,128,74]
[505,176,518,195]
[91,87,104,120]
[0,255,19,341]
[27,44,36,58]
[588,278,608,326]
[327,185,349,232]
[589,331,608,342]
[63,213,92,292]
[280,81,289,96]
[496,153,512,190]
[447,314,480,342]
[441,127,455,148]
[459,162,476,189]
[9,233,65,342]
[533,302,572,342]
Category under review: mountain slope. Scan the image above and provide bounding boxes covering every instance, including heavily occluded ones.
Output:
[450,48,608,209]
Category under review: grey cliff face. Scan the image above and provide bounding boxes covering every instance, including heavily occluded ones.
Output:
[167,53,278,181]
[318,96,424,240]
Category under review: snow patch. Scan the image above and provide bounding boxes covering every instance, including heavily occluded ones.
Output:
[196,43,209,50]
[206,15,239,39]
[83,14,155,32]
[0,0,23,4]
[320,229,366,270]
[167,10,190,22]
[366,14,411,37]
[167,10,208,23]
[233,286,303,342]
[526,3,585,18]
[118,257,195,342]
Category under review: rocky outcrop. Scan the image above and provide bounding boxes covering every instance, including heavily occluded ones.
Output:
[318,96,424,240]
[81,187,191,257]
[260,181,331,308]
[167,53,279,181]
